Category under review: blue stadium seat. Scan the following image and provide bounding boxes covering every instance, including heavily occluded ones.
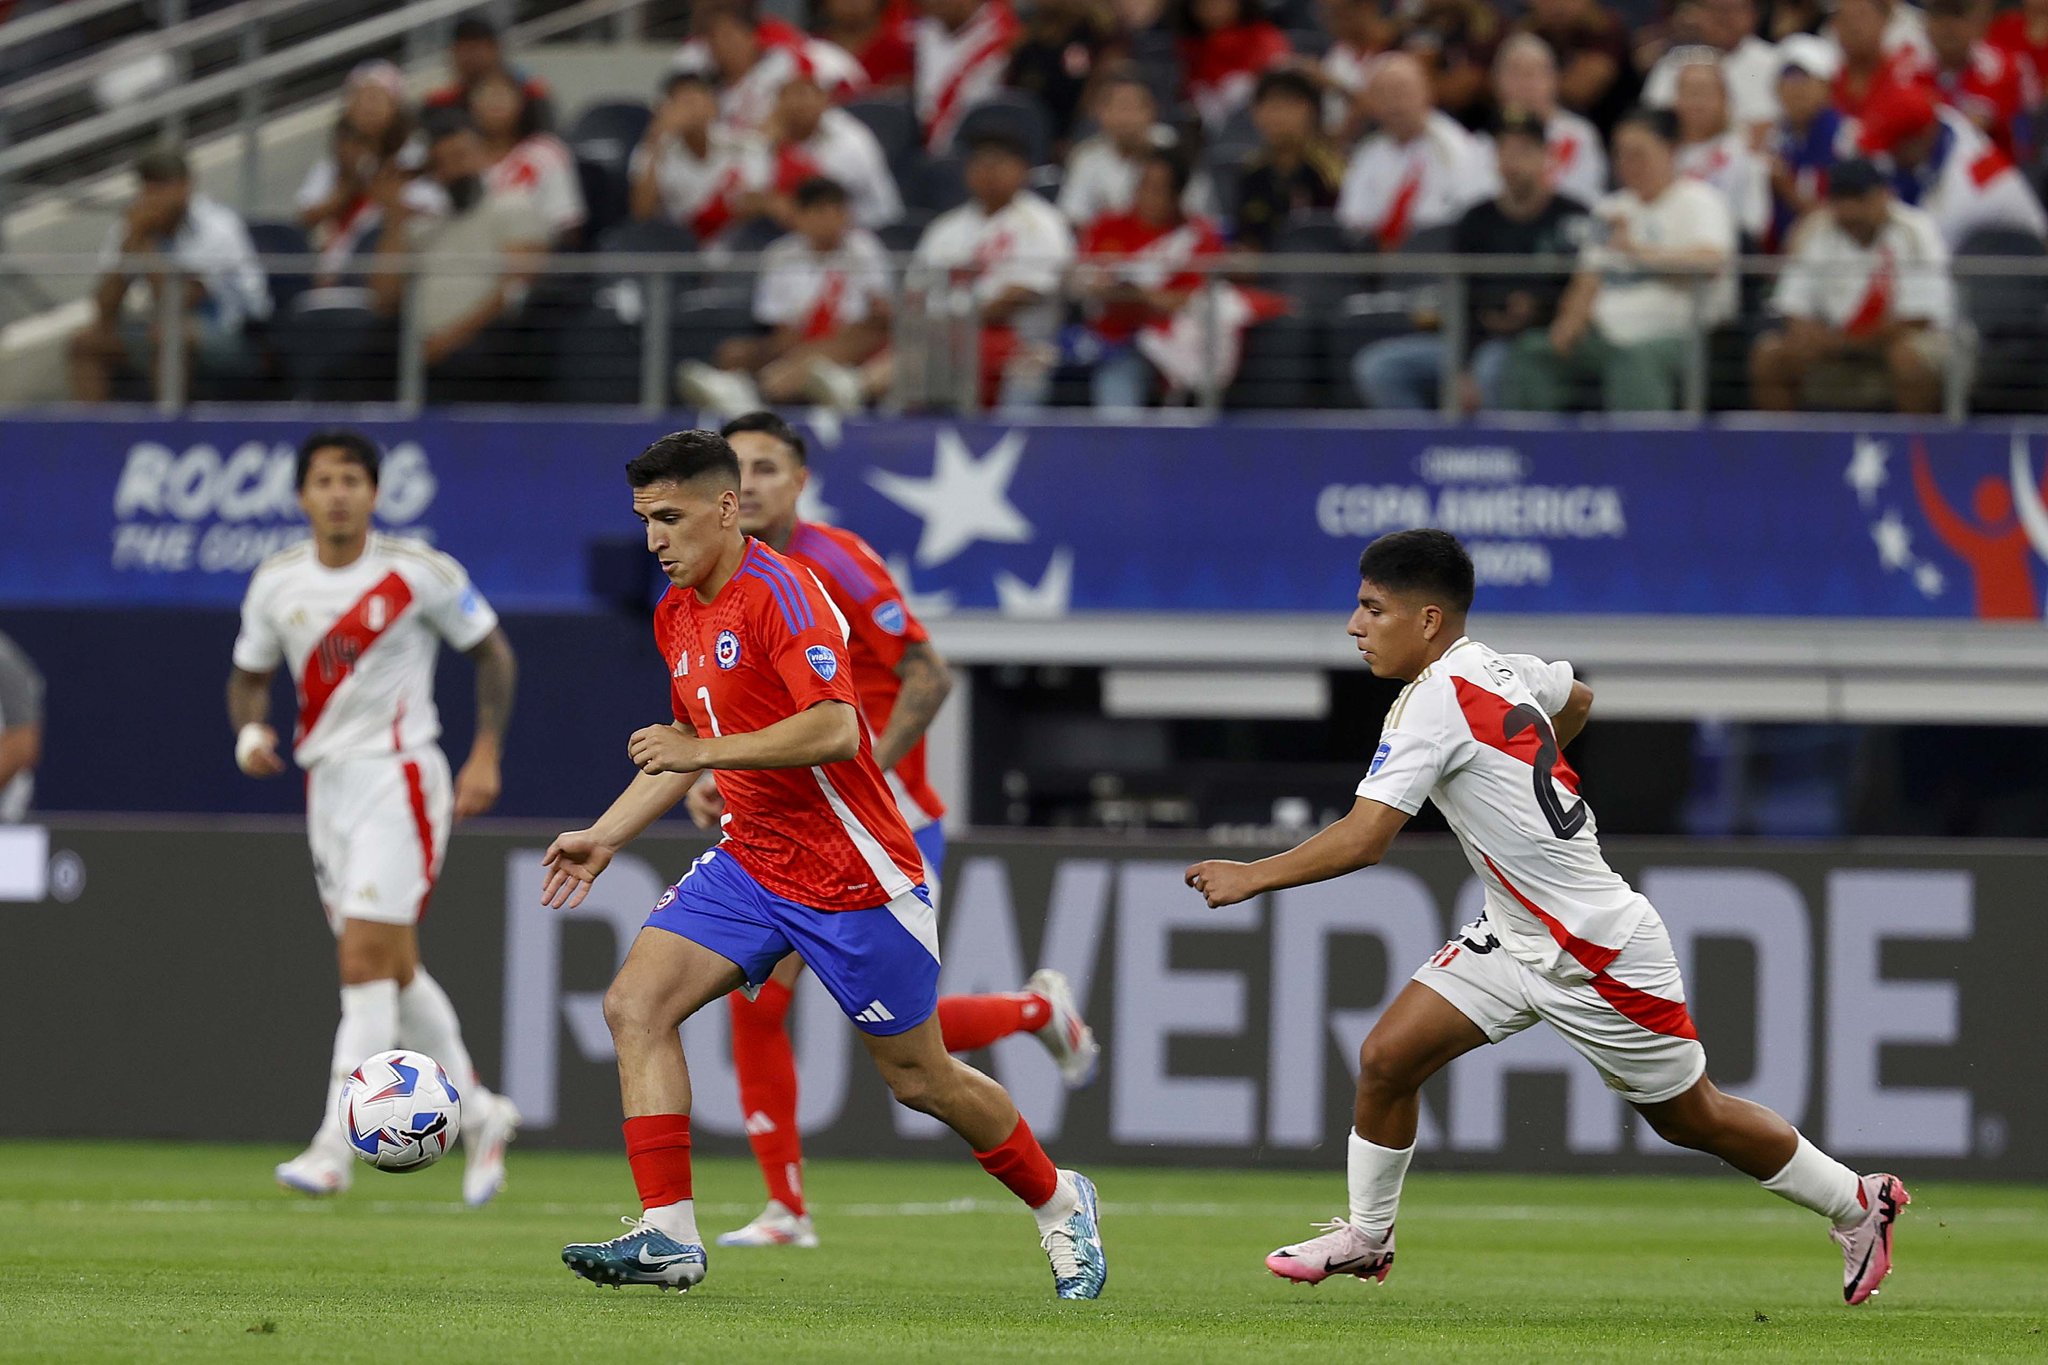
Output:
[567,100,653,170]
[244,219,312,315]
[956,90,1055,166]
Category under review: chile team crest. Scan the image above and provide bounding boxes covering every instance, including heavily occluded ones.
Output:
[715,630,741,668]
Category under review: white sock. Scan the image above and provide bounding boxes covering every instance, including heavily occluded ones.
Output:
[398,968,489,1101]
[1761,1132,1867,1228]
[1347,1130,1413,1238]
[317,979,400,1152]
[1031,1171,1080,1235]
[642,1198,702,1245]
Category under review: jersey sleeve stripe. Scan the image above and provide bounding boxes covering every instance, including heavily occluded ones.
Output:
[739,565,806,637]
[754,557,816,630]
[798,532,883,597]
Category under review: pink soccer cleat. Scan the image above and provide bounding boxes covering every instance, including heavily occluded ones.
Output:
[1832,1173,1910,1305]
[1265,1219,1394,1286]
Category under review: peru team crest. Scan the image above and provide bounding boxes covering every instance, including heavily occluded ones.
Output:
[715,630,741,669]
[805,645,838,680]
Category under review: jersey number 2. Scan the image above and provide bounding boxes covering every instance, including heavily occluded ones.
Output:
[1503,703,1585,839]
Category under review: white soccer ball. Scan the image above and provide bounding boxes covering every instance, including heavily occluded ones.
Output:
[338,1049,462,1173]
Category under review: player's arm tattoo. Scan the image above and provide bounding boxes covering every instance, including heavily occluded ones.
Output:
[466,628,518,746]
[226,667,274,730]
[873,641,954,773]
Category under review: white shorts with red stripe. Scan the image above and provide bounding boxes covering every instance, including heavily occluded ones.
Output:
[1415,907,1707,1105]
[306,747,450,932]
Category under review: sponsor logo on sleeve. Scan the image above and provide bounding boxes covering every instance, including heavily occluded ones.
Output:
[715,630,741,669]
[1368,740,1393,777]
[806,645,839,681]
[873,599,907,635]
[461,585,483,616]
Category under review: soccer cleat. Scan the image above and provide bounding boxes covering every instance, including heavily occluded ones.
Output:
[1266,1218,1395,1286]
[1041,1170,1107,1300]
[1832,1173,1910,1305]
[1027,968,1101,1089]
[675,361,762,418]
[562,1216,708,1292]
[274,1144,353,1198]
[716,1199,820,1248]
[800,355,867,413]
[461,1093,520,1209]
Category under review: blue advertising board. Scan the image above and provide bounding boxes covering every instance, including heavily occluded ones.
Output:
[5,413,2048,620]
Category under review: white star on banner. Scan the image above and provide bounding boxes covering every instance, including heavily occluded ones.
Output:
[1913,562,1946,598]
[796,473,838,525]
[1845,436,1890,507]
[1872,509,1914,570]
[994,547,1074,618]
[884,553,957,618]
[866,428,1034,568]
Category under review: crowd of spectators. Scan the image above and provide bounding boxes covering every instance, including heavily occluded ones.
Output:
[67,1,2048,415]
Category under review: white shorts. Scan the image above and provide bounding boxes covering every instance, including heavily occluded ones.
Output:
[306,748,451,932]
[1413,907,1708,1105]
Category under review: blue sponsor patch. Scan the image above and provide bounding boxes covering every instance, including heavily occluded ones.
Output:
[873,599,908,636]
[806,644,839,681]
[715,630,741,669]
[1368,740,1393,777]
[460,585,483,616]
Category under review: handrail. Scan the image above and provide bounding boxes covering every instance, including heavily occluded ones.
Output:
[0,0,494,180]
[0,0,294,119]
[507,0,651,47]
[0,0,150,58]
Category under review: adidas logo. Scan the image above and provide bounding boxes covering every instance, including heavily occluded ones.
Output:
[853,999,896,1025]
[744,1110,778,1136]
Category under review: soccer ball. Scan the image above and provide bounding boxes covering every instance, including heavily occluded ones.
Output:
[338,1049,462,1173]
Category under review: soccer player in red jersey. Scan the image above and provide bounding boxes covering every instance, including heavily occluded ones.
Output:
[689,412,1099,1249]
[547,430,1106,1298]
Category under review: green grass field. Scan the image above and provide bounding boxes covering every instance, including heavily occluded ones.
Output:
[1,1142,2041,1363]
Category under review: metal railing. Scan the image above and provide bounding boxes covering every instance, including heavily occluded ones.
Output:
[6,248,2039,420]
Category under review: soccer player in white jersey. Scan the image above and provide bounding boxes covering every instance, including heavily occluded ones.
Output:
[229,430,523,1205]
[1185,530,1910,1305]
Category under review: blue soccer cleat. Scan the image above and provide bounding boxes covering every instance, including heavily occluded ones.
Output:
[562,1216,708,1292]
[1041,1170,1107,1300]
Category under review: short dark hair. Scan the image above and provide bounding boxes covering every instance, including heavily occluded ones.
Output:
[1358,529,1475,614]
[1492,109,1548,147]
[792,175,848,210]
[720,411,808,465]
[964,128,1031,163]
[626,429,741,489]
[1096,62,1156,102]
[1143,147,1192,198]
[296,429,381,488]
[134,149,190,184]
[663,69,715,98]
[451,16,499,43]
[421,106,476,144]
[1253,68,1321,110]
[1613,105,1678,146]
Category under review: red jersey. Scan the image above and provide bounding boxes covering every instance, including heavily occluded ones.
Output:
[784,520,945,826]
[656,538,924,909]
[1986,10,2048,106]
[1078,213,1225,343]
[1834,52,1928,121]
[1927,43,2027,156]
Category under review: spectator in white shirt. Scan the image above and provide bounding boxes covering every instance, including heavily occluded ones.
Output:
[676,3,868,137]
[1058,68,1173,228]
[1504,107,1736,410]
[470,68,587,246]
[70,149,271,402]
[897,128,1076,407]
[1318,0,1398,140]
[914,0,1023,151]
[629,73,778,245]
[677,177,895,414]
[1750,157,1953,412]
[773,71,903,228]
[1642,0,1782,132]
[296,62,432,282]
[1855,81,2048,246]
[1337,52,1489,248]
[1671,57,1772,241]
[1477,32,1608,206]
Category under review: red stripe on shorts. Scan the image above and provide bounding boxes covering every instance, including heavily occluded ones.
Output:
[401,759,438,918]
[1589,970,1699,1040]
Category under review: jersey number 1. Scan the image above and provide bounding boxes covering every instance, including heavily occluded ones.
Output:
[696,686,723,737]
[1503,703,1586,839]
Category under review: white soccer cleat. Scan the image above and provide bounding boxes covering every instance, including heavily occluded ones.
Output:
[274,1143,353,1198]
[715,1199,820,1248]
[1832,1173,1910,1305]
[1027,968,1101,1089]
[1265,1218,1394,1286]
[461,1093,520,1209]
[675,360,763,418]
[800,355,867,413]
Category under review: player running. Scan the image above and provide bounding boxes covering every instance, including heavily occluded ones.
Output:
[230,430,523,1206]
[1186,530,1908,1305]
[543,430,1106,1299]
[691,411,1098,1250]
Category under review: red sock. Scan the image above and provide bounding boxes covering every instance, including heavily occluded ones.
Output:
[974,1114,1059,1208]
[622,1113,692,1209]
[937,992,1051,1052]
[730,982,806,1216]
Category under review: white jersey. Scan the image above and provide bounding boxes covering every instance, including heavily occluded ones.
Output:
[232,534,499,769]
[1913,108,2048,247]
[1355,637,1649,980]
[800,108,904,228]
[913,0,1021,150]
[1472,109,1609,210]
[1337,111,1488,248]
[484,133,587,237]
[1675,130,1771,240]
[754,227,893,330]
[1773,200,1953,332]
[912,189,1075,342]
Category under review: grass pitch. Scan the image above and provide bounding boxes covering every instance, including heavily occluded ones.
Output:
[0,1142,2041,1363]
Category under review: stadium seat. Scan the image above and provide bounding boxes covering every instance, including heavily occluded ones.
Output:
[1955,227,2048,414]
[576,157,631,249]
[1286,27,1333,59]
[842,94,919,175]
[1226,313,1319,408]
[907,153,968,214]
[956,90,1055,166]
[566,100,653,171]
[244,219,312,315]
[876,215,931,253]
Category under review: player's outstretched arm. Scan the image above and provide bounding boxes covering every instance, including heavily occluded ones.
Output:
[540,761,701,909]
[1185,797,1410,908]
[225,667,285,777]
[629,700,860,776]
[453,627,517,820]
[873,642,954,772]
[1552,680,1595,749]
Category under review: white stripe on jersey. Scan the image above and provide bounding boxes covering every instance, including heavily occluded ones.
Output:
[810,765,917,901]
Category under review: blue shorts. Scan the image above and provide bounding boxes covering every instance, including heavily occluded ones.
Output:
[646,846,940,1036]
[913,822,945,886]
